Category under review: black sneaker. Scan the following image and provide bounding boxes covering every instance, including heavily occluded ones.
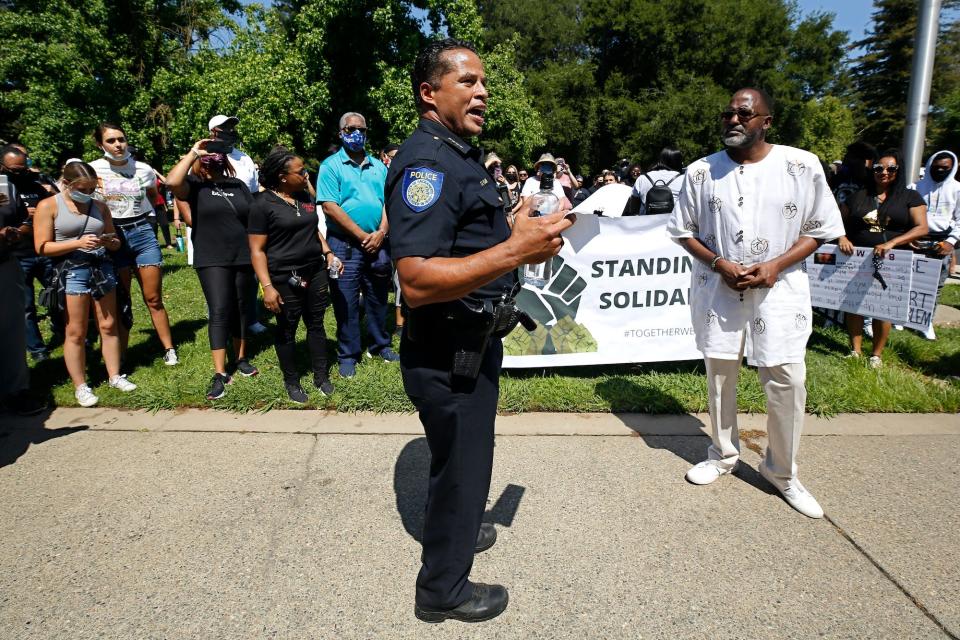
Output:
[285,383,308,404]
[4,392,48,416]
[236,359,259,377]
[29,351,50,363]
[206,373,232,400]
[315,378,334,396]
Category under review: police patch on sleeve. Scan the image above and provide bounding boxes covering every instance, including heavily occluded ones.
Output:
[401,167,444,212]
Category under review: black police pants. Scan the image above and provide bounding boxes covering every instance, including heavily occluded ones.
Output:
[400,335,501,610]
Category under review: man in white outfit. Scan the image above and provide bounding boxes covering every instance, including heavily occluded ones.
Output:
[666,88,844,518]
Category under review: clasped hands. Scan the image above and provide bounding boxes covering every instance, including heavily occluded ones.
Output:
[716,258,779,290]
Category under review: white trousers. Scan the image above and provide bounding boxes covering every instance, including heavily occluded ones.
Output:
[704,345,806,487]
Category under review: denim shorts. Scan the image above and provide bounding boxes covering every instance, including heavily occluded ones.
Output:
[64,257,117,299]
[114,219,163,270]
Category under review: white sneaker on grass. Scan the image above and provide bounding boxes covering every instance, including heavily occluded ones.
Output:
[109,374,137,392]
[75,384,99,408]
[869,355,882,369]
[162,348,179,366]
[758,461,824,519]
[685,459,739,485]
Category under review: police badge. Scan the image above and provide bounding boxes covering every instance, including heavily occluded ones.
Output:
[402,167,444,213]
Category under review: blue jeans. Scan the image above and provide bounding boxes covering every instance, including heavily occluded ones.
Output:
[327,233,392,363]
[18,255,60,355]
[114,219,163,270]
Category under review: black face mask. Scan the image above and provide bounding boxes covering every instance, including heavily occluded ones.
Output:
[930,166,952,182]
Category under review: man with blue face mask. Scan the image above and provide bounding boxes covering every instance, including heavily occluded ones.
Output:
[316,112,395,378]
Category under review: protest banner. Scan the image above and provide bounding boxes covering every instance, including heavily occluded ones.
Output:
[904,254,943,337]
[805,244,941,336]
[806,244,912,320]
[503,214,701,368]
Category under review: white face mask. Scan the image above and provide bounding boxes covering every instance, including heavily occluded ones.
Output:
[69,190,94,203]
[103,149,131,162]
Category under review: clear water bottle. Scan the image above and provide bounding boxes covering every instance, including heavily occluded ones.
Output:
[522,170,560,288]
[328,254,342,280]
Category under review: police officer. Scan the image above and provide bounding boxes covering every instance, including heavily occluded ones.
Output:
[387,38,574,623]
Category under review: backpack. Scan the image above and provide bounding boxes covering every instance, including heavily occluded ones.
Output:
[643,173,681,215]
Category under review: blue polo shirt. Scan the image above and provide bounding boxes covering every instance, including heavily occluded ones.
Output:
[316,147,387,234]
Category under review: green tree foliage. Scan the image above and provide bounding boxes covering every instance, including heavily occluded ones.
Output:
[796,96,857,163]
[480,0,848,172]
[0,0,240,169]
[0,0,541,172]
[851,0,960,152]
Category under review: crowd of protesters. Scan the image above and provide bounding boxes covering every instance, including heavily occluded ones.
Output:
[1,114,958,413]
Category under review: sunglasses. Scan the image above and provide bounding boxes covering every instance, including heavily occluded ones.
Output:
[343,126,367,134]
[874,165,898,174]
[719,108,769,122]
[286,168,309,177]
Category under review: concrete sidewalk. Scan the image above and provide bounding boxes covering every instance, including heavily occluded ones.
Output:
[2,410,959,639]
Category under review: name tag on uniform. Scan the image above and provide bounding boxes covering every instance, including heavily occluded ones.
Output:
[402,167,444,213]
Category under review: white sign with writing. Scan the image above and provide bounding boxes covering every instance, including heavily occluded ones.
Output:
[503,214,701,368]
[904,255,943,336]
[805,244,912,321]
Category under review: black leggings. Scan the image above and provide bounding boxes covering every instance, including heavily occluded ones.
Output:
[272,270,330,384]
[196,265,253,350]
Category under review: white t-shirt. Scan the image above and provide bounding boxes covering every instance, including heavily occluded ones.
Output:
[90,158,156,220]
[229,148,259,194]
[521,177,567,201]
[632,169,682,213]
[666,145,844,367]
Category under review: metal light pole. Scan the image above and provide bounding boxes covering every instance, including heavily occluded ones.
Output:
[903,0,942,182]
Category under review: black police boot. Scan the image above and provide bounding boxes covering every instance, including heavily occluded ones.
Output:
[421,523,497,563]
[414,583,509,623]
[474,522,497,553]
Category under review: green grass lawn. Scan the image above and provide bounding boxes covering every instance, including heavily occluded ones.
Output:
[26,250,960,414]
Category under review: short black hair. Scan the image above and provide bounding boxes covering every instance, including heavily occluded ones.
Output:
[736,87,775,115]
[259,146,297,190]
[932,151,954,164]
[411,38,479,111]
[1,144,26,160]
[382,143,400,154]
[845,141,879,164]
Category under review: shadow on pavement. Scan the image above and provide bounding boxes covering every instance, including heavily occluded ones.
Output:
[0,409,89,468]
[393,437,526,543]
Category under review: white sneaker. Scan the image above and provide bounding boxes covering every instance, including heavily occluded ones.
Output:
[109,374,137,392]
[685,459,739,485]
[247,322,268,336]
[162,348,179,366]
[844,351,861,359]
[868,355,882,369]
[758,462,824,519]
[75,384,99,408]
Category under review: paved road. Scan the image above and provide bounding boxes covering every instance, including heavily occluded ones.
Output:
[1,410,958,639]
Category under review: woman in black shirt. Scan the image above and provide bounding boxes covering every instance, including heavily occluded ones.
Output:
[167,139,258,400]
[248,147,340,403]
[838,149,928,367]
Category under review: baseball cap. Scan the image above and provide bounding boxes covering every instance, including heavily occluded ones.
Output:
[208,114,240,131]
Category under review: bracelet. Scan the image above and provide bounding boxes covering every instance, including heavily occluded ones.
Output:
[710,256,723,271]
[324,250,333,256]
[262,282,274,289]
[190,150,201,160]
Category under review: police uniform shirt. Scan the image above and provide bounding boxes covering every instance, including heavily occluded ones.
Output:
[386,119,516,301]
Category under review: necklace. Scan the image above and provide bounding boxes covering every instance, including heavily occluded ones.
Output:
[271,190,300,216]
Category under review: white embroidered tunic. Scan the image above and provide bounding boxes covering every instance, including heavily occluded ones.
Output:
[666,145,844,367]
